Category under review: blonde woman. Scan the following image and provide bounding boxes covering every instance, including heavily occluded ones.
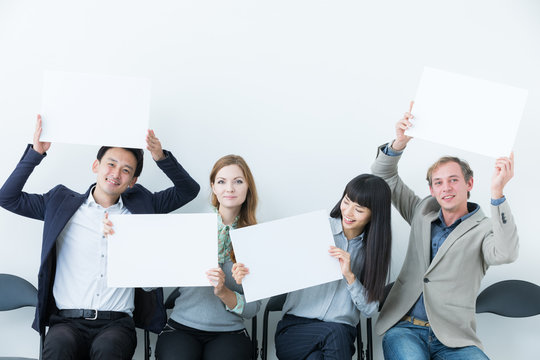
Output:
[155,155,261,360]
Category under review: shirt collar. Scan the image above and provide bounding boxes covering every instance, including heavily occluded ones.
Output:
[437,202,479,227]
[87,186,124,209]
[329,216,364,242]
[216,208,239,230]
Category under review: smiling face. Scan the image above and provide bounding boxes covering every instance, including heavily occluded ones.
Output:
[211,164,249,213]
[340,195,372,240]
[429,161,473,218]
[92,147,138,206]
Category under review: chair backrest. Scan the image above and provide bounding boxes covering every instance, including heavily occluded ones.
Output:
[0,273,39,360]
[0,273,38,311]
[476,279,540,317]
[261,294,287,360]
[164,287,259,359]
[264,293,287,314]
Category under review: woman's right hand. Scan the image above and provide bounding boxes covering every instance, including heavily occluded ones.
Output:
[33,114,51,155]
[232,263,250,284]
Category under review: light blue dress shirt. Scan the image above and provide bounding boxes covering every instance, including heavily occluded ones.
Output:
[281,217,378,327]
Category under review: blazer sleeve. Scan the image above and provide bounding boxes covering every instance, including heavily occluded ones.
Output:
[481,200,519,266]
[0,145,47,220]
[137,150,200,214]
[371,144,422,224]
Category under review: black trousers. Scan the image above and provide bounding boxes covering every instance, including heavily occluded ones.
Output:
[275,314,356,360]
[42,314,137,360]
[155,319,252,360]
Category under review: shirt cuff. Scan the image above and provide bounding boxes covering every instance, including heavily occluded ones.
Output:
[491,196,506,206]
[346,278,378,317]
[383,142,403,157]
[226,291,245,315]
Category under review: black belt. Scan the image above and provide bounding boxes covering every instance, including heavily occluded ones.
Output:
[58,309,129,321]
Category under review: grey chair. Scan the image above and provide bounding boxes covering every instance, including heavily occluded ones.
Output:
[163,287,259,359]
[261,293,373,360]
[476,279,540,317]
[0,273,41,360]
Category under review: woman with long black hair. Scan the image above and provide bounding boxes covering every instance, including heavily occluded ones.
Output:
[233,173,392,359]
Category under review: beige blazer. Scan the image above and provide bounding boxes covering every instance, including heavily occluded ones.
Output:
[372,144,519,349]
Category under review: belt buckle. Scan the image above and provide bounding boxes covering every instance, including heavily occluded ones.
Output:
[85,309,98,320]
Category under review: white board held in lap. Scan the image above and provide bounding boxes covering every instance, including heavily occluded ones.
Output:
[41,70,151,149]
[406,67,528,158]
[107,213,217,288]
[230,210,342,303]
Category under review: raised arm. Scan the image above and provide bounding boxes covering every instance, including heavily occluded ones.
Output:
[0,115,50,219]
[482,152,519,265]
[138,130,200,213]
[371,102,422,224]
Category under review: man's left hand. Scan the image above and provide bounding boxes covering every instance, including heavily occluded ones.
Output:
[491,152,514,199]
[146,129,165,161]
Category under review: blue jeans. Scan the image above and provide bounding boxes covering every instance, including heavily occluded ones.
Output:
[382,321,489,360]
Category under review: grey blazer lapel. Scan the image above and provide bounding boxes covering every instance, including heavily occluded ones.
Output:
[422,213,438,268]
[426,210,484,272]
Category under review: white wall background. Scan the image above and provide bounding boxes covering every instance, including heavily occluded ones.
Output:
[0,0,538,358]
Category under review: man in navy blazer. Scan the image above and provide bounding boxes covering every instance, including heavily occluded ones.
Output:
[0,115,200,359]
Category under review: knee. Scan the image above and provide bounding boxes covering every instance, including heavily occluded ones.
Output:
[42,327,80,359]
[90,334,136,360]
[155,334,178,360]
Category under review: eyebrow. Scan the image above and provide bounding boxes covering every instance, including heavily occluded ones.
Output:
[433,175,460,181]
[107,157,134,171]
[344,196,362,206]
[216,176,245,180]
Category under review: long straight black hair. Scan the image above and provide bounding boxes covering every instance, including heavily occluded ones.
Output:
[330,174,392,303]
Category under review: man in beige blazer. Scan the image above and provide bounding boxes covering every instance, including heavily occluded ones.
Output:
[372,104,518,359]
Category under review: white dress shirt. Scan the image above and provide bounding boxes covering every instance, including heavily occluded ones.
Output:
[53,188,134,315]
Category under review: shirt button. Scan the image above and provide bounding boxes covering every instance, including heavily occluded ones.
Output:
[96,293,100,297]
[424,278,430,283]
[101,254,105,258]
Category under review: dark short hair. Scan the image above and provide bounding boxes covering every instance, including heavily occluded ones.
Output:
[96,146,144,177]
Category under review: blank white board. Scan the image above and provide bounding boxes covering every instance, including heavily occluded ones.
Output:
[407,67,528,158]
[107,213,217,288]
[41,70,151,149]
[230,210,342,302]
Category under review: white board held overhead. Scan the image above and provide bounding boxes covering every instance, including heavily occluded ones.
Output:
[406,67,528,158]
[230,210,342,303]
[107,213,217,288]
[41,70,151,149]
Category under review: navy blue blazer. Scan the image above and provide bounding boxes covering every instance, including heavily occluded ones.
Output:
[0,145,200,334]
